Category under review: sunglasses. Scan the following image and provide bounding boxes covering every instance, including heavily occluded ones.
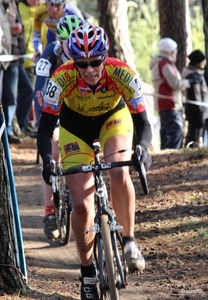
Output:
[75,57,104,69]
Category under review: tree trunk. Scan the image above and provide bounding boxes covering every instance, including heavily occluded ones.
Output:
[97,0,136,70]
[158,0,187,73]
[0,142,28,295]
[202,0,208,60]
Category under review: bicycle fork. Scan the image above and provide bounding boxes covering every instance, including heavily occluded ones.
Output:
[88,202,128,293]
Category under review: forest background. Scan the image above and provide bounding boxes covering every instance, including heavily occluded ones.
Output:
[71,0,204,84]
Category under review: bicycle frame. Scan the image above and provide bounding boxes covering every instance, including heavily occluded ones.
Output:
[87,142,128,298]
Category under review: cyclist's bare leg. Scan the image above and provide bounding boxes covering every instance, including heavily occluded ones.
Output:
[104,135,145,273]
[43,127,59,207]
[103,135,135,237]
[66,172,95,266]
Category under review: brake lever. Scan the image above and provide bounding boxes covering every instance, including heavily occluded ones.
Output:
[134,145,149,195]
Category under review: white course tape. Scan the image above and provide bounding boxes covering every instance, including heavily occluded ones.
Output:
[0,120,6,139]
[143,92,208,107]
[186,100,208,107]
[0,53,34,62]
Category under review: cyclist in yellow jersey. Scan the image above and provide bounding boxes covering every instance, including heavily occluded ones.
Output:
[37,22,152,300]
[33,0,83,61]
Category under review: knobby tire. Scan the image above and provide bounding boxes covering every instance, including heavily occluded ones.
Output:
[54,178,73,245]
[100,214,120,300]
[59,204,71,245]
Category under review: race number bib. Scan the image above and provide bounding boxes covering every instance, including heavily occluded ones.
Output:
[36,58,52,77]
[129,75,142,98]
[44,79,62,105]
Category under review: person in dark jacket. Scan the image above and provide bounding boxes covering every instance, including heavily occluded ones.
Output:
[0,1,12,101]
[182,50,208,148]
[1,0,26,143]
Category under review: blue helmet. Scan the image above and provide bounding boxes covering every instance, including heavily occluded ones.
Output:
[67,22,109,59]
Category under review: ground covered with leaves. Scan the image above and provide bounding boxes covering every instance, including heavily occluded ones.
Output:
[1,139,208,299]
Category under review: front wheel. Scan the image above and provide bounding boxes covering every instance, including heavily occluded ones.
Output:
[100,215,120,300]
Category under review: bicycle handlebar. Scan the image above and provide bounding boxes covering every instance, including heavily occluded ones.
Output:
[51,149,149,195]
[61,160,134,176]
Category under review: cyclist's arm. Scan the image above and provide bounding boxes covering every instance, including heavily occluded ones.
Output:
[131,111,152,149]
[117,65,152,149]
[33,29,41,53]
[34,73,49,125]
[46,29,56,47]
[37,112,58,160]
[34,42,58,125]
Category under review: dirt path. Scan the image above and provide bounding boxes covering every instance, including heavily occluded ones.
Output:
[5,138,208,300]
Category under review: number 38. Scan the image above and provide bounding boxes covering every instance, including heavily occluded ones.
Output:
[46,81,58,98]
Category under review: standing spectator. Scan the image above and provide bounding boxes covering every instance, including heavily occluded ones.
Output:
[33,0,84,62]
[1,0,26,144]
[203,64,208,146]
[0,1,12,101]
[16,0,41,136]
[182,50,208,148]
[150,37,191,150]
[17,0,40,86]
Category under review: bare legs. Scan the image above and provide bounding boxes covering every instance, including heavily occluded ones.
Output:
[66,135,135,266]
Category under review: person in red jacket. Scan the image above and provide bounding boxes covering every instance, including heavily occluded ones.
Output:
[150,37,191,149]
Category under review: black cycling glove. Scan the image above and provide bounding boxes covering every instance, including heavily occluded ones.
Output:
[140,146,152,170]
[133,145,152,171]
[42,155,60,185]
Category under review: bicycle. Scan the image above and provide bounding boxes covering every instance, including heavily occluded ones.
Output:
[50,142,149,299]
[50,161,74,245]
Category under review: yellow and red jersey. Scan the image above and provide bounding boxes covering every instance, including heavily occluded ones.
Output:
[43,57,146,117]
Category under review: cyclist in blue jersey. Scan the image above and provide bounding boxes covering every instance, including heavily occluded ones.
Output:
[34,15,84,240]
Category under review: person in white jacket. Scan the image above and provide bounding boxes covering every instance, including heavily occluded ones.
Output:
[150,37,190,149]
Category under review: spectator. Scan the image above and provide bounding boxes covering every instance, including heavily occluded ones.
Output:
[16,0,41,137]
[150,37,190,150]
[33,0,84,62]
[182,50,208,148]
[204,64,208,86]
[0,1,12,101]
[204,64,208,146]
[17,0,40,86]
[1,0,26,144]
